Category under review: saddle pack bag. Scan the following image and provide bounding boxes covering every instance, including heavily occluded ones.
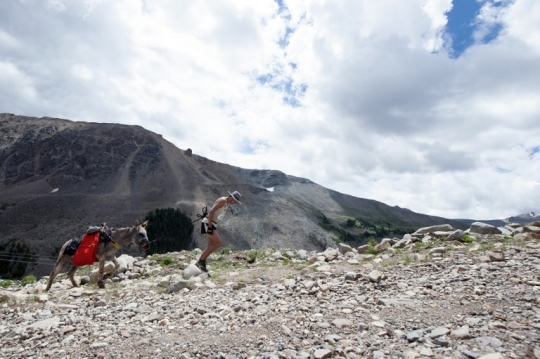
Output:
[71,231,100,266]
[64,237,82,256]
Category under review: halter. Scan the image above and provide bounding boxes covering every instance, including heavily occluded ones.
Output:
[136,225,150,250]
[98,226,114,245]
[100,223,149,250]
[137,228,148,240]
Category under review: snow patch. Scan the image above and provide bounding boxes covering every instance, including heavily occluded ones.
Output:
[51,188,59,193]
[266,187,274,192]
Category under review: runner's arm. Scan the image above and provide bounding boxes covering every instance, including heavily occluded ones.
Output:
[207,197,226,226]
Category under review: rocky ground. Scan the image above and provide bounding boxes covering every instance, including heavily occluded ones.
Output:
[2,222,540,359]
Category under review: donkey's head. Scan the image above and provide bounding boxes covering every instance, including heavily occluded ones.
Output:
[132,220,150,251]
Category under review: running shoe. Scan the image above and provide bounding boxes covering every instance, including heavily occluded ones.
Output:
[196,259,208,273]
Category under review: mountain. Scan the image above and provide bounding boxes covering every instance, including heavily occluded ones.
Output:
[454,212,540,228]
[504,212,540,224]
[0,114,467,275]
[453,218,506,227]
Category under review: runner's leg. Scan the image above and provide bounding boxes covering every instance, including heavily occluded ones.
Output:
[200,231,223,261]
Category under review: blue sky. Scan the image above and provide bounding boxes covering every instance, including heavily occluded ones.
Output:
[446,0,483,56]
[446,0,505,57]
[0,0,538,219]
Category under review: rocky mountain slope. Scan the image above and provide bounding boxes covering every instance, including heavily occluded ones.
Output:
[505,213,540,225]
[1,221,540,358]
[0,114,476,276]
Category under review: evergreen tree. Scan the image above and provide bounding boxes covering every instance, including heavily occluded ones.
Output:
[144,208,194,255]
[0,238,37,279]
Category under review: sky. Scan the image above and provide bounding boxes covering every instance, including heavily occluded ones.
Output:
[1,0,539,220]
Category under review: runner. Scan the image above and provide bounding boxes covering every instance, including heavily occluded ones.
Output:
[197,191,242,273]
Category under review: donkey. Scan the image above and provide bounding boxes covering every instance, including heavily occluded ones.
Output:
[45,220,150,291]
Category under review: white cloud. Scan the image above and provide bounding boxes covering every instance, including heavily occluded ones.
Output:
[46,0,66,12]
[422,0,453,52]
[70,64,93,80]
[0,0,539,219]
[0,61,38,107]
[503,0,540,53]
[0,29,21,49]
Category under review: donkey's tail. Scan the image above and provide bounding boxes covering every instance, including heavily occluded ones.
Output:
[55,239,72,262]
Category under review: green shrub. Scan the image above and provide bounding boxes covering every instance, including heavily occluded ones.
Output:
[381,259,400,267]
[21,275,36,286]
[247,251,257,263]
[480,242,494,251]
[219,244,234,255]
[0,279,13,288]
[281,258,291,265]
[366,246,379,255]
[210,258,231,272]
[367,239,378,247]
[403,255,412,265]
[364,239,379,255]
[158,256,175,266]
[461,235,475,243]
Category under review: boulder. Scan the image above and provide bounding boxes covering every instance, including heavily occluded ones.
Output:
[169,280,193,293]
[338,243,353,255]
[470,222,502,235]
[357,244,369,254]
[497,227,513,236]
[446,229,464,241]
[90,262,116,283]
[488,251,505,262]
[368,270,384,283]
[183,263,202,279]
[116,254,137,273]
[524,225,540,233]
[375,241,391,252]
[393,238,408,248]
[514,232,540,240]
[413,224,454,235]
[323,248,339,261]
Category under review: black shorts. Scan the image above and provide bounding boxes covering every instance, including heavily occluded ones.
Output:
[201,221,217,234]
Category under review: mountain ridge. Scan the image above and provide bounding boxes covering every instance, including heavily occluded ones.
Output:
[0,113,520,276]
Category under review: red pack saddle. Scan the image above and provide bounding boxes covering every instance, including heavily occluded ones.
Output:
[71,232,100,266]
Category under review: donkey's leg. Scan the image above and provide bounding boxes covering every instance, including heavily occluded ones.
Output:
[103,257,120,280]
[111,257,120,279]
[67,265,79,288]
[45,255,72,291]
[112,257,120,276]
[97,258,106,289]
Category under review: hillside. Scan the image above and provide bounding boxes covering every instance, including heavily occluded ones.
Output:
[2,222,540,358]
[1,114,467,276]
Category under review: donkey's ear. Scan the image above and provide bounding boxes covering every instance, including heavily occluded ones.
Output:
[141,220,149,227]
[135,220,141,226]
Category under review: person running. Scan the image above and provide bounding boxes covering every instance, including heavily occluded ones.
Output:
[197,191,242,273]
